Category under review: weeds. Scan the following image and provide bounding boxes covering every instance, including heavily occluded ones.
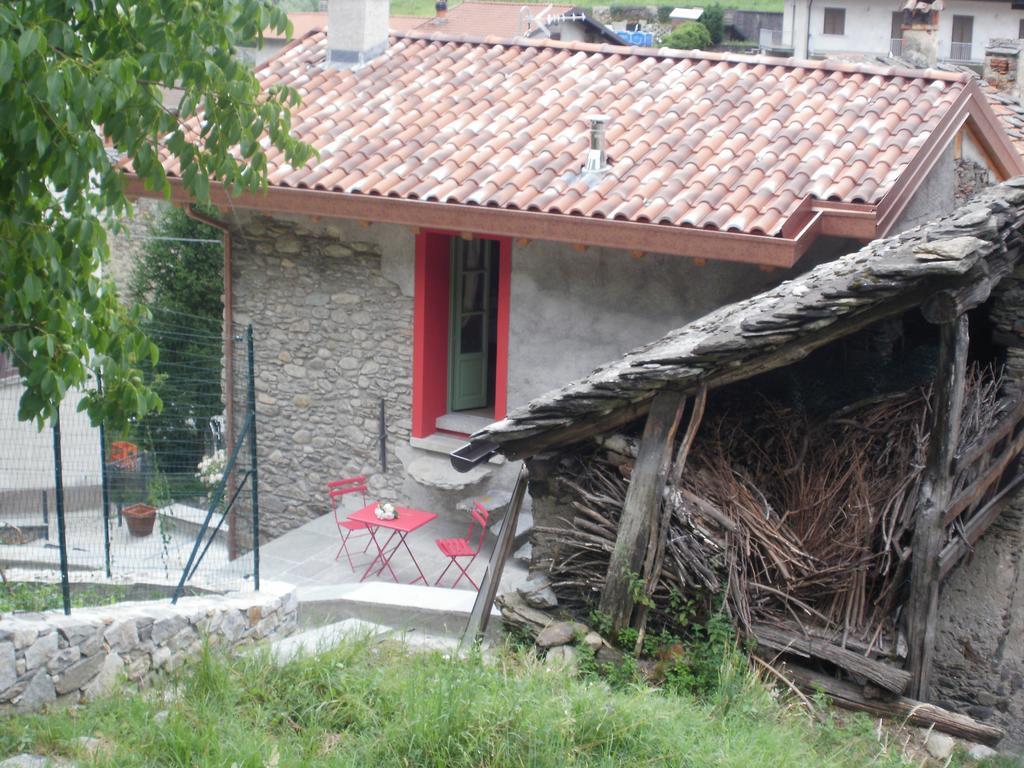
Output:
[0,635,943,767]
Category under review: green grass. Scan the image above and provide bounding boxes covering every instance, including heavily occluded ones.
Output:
[0,635,998,768]
[0,583,131,614]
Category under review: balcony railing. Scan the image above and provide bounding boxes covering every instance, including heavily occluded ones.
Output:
[889,37,903,57]
[949,41,974,61]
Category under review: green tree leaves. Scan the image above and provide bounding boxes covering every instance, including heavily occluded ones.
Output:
[0,0,313,429]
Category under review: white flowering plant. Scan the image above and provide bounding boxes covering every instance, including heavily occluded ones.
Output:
[196,449,227,490]
[374,502,398,520]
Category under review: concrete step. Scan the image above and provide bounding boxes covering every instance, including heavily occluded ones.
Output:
[296,581,504,641]
[270,618,389,662]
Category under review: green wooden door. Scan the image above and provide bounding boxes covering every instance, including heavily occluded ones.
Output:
[448,239,493,411]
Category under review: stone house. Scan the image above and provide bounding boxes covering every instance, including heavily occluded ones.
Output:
[126,0,1024,540]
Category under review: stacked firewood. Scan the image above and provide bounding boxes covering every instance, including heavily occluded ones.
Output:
[537,366,1005,658]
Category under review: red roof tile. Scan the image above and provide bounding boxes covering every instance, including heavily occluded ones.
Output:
[150,31,1022,243]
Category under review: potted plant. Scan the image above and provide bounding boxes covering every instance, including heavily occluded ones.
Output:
[123,502,156,537]
[124,470,170,538]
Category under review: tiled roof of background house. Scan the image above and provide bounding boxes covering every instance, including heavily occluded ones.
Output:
[417,1,574,37]
[980,81,1024,159]
[150,31,1018,245]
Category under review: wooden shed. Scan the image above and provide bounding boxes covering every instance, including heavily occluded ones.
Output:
[455,179,1024,745]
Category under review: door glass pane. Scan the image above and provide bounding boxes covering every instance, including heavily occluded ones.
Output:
[462,271,485,312]
[463,247,483,271]
[460,315,483,354]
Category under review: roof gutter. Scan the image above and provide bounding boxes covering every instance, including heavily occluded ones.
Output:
[125,176,877,268]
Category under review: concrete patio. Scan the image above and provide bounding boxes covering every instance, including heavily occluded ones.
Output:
[259,495,530,596]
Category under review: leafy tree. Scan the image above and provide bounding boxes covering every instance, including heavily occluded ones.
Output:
[129,206,223,487]
[701,3,725,45]
[0,0,313,429]
[664,22,712,50]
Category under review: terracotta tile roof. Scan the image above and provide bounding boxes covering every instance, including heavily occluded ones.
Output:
[389,14,426,33]
[269,12,327,40]
[980,81,1024,160]
[145,32,1024,257]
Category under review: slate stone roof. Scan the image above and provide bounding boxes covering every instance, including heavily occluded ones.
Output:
[154,31,988,239]
[470,179,1024,456]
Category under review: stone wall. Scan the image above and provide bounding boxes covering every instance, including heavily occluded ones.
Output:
[0,583,296,713]
[105,198,165,300]
[228,213,414,539]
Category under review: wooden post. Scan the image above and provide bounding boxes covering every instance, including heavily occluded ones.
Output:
[599,390,687,634]
[906,315,968,700]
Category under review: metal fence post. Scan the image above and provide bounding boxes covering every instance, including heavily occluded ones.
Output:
[52,414,71,615]
[97,375,112,578]
[246,325,260,591]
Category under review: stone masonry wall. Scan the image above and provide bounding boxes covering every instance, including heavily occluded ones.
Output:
[0,584,296,714]
[229,213,414,539]
[931,266,1024,750]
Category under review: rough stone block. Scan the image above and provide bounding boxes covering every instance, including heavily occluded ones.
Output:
[150,616,187,646]
[16,670,55,711]
[46,647,81,675]
[0,643,15,694]
[24,633,58,671]
[103,620,138,653]
[82,654,123,702]
[54,653,105,695]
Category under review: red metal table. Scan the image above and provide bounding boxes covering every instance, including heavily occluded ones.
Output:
[347,503,438,585]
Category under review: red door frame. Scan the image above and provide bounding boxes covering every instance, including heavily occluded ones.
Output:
[411,231,511,438]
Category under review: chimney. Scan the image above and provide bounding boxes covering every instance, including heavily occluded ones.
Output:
[582,114,610,177]
[327,0,389,70]
[434,0,448,22]
[900,0,940,68]
[985,39,1024,104]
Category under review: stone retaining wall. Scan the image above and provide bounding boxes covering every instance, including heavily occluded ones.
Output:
[0,584,296,713]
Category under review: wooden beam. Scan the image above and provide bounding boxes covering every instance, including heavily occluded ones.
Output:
[944,426,1024,525]
[921,279,993,324]
[750,623,911,694]
[940,472,1024,579]
[781,663,1005,746]
[462,465,530,645]
[906,315,969,700]
[599,390,687,634]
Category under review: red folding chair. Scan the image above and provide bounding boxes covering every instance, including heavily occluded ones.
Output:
[434,502,490,590]
[329,476,372,571]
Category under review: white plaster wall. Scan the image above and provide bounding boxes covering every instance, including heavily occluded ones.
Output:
[789,0,1024,61]
[0,381,101,492]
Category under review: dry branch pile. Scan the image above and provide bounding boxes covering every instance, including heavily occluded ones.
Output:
[538,367,1005,658]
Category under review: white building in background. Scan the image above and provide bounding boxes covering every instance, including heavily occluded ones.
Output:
[783,0,1024,63]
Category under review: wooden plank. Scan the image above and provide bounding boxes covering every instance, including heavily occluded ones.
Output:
[944,425,1024,525]
[463,464,530,645]
[954,395,1024,474]
[940,471,1024,579]
[503,400,652,460]
[750,623,911,694]
[906,316,968,701]
[781,663,1005,746]
[599,390,687,634]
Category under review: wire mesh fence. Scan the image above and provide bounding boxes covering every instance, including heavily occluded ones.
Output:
[0,311,259,610]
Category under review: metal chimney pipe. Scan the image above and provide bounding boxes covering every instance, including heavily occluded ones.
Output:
[583,114,610,175]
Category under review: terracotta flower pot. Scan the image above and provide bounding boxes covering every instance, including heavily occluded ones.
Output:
[123,503,157,537]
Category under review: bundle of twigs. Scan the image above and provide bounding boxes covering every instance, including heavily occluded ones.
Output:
[537,365,1004,654]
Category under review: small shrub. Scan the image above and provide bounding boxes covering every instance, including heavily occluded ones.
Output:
[656,5,673,22]
[663,21,712,50]
[702,2,725,44]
